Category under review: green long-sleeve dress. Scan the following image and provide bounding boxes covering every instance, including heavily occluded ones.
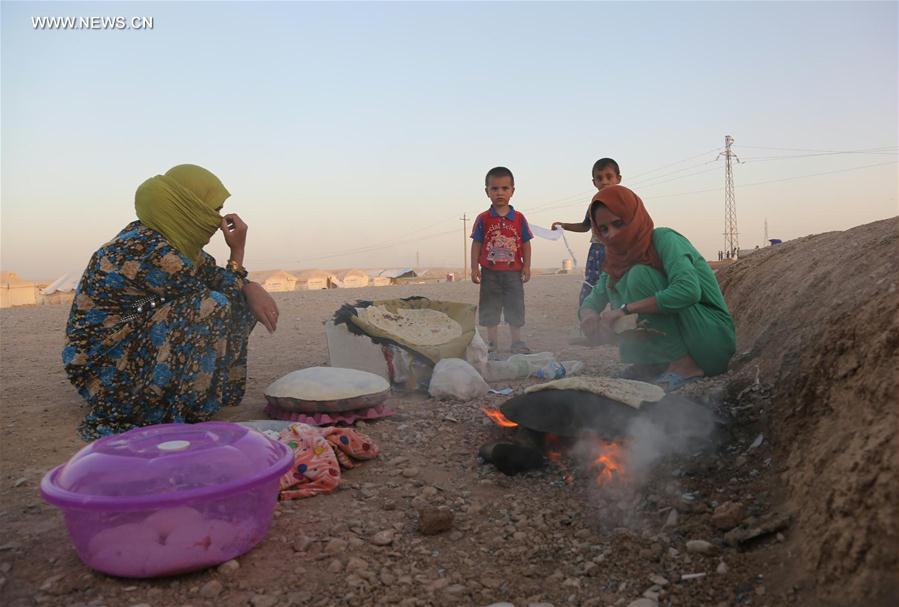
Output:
[580,228,735,376]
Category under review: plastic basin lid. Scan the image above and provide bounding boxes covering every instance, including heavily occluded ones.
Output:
[41,422,293,511]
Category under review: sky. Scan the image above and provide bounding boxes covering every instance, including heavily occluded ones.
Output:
[2,1,897,280]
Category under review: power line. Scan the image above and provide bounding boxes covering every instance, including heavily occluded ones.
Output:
[627,146,723,181]
[737,144,897,154]
[649,159,898,199]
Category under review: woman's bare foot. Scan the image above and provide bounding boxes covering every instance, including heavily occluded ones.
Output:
[665,354,704,379]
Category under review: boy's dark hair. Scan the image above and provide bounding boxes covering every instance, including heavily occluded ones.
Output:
[592,158,620,177]
[485,166,514,186]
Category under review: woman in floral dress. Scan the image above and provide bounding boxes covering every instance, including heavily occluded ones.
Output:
[63,164,279,440]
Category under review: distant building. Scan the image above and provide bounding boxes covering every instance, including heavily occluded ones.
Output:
[0,272,37,308]
[39,273,79,305]
[293,269,330,290]
[248,270,298,292]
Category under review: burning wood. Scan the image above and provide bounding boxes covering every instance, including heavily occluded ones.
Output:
[481,406,518,428]
[587,436,627,487]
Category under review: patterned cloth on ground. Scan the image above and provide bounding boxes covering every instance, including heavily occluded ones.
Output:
[277,423,379,500]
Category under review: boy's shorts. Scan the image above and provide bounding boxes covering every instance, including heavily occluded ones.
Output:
[478,267,525,327]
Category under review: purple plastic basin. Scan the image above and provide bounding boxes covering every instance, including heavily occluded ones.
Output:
[41,422,293,578]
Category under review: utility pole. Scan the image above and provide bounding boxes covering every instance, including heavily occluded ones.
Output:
[718,135,741,258]
[763,218,768,247]
[461,214,469,280]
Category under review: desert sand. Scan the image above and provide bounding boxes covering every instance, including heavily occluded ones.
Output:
[1,218,896,607]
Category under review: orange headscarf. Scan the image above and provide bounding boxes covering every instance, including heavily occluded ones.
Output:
[591,185,663,282]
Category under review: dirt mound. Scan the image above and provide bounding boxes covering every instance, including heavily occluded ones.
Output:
[717,217,899,605]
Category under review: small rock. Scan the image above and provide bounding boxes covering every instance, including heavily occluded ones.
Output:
[712,501,746,531]
[648,574,669,586]
[563,577,581,588]
[421,486,438,497]
[199,580,223,598]
[485,603,515,607]
[748,434,764,450]
[627,599,658,607]
[327,559,343,573]
[481,577,503,589]
[686,540,719,555]
[325,538,349,554]
[680,573,707,581]
[418,507,454,535]
[428,578,450,591]
[39,574,64,591]
[401,467,420,478]
[346,557,369,573]
[217,559,240,574]
[724,512,792,547]
[444,584,467,595]
[716,560,729,574]
[664,509,678,528]
[13,478,26,488]
[250,595,278,607]
[371,530,395,546]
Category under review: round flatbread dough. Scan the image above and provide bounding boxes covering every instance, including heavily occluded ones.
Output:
[356,305,462,346]
[265,367,390,413]
[524,376,664,409]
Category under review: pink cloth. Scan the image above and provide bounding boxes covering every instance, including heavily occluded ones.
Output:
[277,423,379,500]
[265,402,394,425]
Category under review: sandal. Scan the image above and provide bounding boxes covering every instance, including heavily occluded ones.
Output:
[653,371,703,393]
[617,363,668,381]
[510,341,531,355]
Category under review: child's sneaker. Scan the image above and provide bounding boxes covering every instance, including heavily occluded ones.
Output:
[510,341,531,355]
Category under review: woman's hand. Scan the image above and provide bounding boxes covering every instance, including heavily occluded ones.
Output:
[580,308,613,344]
[221,213,248,256]
[243,281,279,333]
[599,306,626,329]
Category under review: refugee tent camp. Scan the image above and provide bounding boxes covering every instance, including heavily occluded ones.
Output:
[248,270,298,293]
[293,269,330,290]
[39,273,79,305]
[337,269,369,288]
[0,272,37,308]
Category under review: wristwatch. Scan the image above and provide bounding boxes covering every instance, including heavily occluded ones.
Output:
[619,302,630,315]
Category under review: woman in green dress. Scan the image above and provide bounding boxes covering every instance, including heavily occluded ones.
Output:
[579,185,735,390]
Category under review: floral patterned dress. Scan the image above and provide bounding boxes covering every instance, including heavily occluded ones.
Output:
[63,221,256,441]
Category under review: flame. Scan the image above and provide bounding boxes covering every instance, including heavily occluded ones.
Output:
[544,434,574,484]
[589,438,627,486]
[481,406,518,428]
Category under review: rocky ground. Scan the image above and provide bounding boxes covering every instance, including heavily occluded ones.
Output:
[0,272,848,607]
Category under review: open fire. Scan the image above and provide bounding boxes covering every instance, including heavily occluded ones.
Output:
[480,406,518,428]
[481,406,629,486]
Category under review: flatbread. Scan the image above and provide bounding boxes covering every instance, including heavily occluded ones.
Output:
[265,367,390,401]
[356,305,462,346]
[524,376,665,409]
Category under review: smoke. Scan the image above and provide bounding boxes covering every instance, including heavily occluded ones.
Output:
[578,395,719,529]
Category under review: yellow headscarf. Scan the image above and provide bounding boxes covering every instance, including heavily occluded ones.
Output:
[134,164,230,263]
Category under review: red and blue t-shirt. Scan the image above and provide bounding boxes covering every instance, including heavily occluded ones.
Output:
[470,206,533,272]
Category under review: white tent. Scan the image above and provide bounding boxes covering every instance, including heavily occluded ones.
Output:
[41,273,79,295]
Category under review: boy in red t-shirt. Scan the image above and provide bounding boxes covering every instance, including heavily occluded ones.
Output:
[470,166,533,356]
